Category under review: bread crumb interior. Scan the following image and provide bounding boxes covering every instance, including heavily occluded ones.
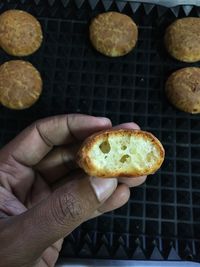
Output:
[90,135,159,172]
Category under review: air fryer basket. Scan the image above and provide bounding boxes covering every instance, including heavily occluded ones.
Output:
[0,0,200,262]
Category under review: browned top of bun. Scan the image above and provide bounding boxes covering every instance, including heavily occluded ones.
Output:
[165,17,200,62]
[165,67,200,114]
[90,12,138,57]
[0,9,43,56]
[0,60,42,110]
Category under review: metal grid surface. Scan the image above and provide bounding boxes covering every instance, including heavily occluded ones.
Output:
[0,0,199,262]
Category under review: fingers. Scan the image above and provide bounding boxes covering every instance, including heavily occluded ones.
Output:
[118,176,147,187]
[35,122,141,184]
[90,184,130,218]
[26,174,51,208]
[42,239,64,267]
[1,114,111,166]
[35,144,80,184]
[113,122,140,130]
[1,175,117,266]
[89,177,146,220]
[0,186,27,216]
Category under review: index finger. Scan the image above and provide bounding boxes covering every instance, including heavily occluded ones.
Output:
[1,114,112,166]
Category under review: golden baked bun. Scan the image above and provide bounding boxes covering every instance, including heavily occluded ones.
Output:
[0,9,43,56]
[165,67,200,114]
[0,60,42,110]
[89,12,138,57]
[77,129,165,178]
[164,17,200,62]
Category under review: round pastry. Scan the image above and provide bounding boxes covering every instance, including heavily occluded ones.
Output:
[0,60,42,110]
[77,129,165,178]
[89,12,138,57]
[165,67,200,114]
[0,9,43,56]
[164,17,200,62]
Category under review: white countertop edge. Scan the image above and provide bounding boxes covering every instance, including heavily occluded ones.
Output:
[56,259,200,267]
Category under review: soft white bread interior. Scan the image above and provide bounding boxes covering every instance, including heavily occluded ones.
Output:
[77,129,165,178]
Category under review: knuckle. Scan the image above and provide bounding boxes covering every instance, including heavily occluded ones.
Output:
[61,192,84,220]
[52,191,84,226]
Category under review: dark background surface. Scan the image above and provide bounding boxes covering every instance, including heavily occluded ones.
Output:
[0,0,200,262]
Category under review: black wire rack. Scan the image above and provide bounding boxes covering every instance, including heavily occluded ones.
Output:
[0,0,200,262]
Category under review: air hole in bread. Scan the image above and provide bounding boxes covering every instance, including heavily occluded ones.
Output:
[120,154,130,163]
[121,145,127,150]
[99,140,111,153]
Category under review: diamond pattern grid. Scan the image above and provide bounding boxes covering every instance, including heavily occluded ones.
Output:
[0,0,200,262]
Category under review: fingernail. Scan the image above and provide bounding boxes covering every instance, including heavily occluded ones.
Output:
[97,117,111,123]
[90,177,117,202]
[97,116,108,119]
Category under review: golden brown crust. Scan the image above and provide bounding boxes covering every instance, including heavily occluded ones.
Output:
[89,12,138,57]
[165,67,200,114]
[77,129,165,178]
[0,9,43,56]
[164,17,200,62]
[0,60,42,110]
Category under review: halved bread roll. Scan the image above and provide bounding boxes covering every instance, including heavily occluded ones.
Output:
[77,129,165,178]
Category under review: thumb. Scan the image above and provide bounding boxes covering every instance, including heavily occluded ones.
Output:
[1,175,117,265]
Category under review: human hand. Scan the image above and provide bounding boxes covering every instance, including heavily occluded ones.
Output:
[0,114,146,267]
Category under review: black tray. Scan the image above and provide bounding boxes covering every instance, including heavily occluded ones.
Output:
[0,0,200,262]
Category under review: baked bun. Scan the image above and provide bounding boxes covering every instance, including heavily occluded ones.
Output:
[89,12,138,57]
[0,9,43,56]
[164,17,200,62]
[0,60,42,110]
[77,129,165,178]
[165,67,200,114]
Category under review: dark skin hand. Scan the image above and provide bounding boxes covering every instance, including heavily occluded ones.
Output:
[0,114,146,267]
